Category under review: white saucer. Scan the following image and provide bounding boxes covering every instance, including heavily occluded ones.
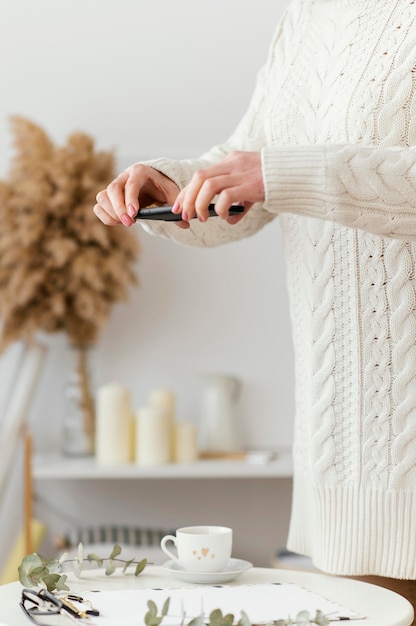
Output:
[162,558,253,584]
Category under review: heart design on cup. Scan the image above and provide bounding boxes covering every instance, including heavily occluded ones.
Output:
[201,548,209,557]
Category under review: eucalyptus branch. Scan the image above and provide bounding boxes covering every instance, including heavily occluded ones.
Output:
[18,543,147,592]
[144,599,330,626]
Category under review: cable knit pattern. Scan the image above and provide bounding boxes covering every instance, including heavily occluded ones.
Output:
[282,214,312,480]
[138,0,416,577]
[306,220,337,482]
[385,240,416,489]
[360,233,392,488]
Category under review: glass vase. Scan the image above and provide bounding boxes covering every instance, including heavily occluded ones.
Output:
[62,345,95,456]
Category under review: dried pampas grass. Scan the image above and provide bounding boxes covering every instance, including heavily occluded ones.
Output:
[0,116,140,351]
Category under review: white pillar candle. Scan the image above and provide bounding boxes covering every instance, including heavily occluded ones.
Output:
[149,387,175,407]
[174,421,198,463]
[95,383,133,464]
[148,388,176,461]
[135,405,170,466]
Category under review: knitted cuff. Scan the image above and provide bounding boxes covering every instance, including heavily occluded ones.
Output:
[129,158,186,191]
[261,145,328,217]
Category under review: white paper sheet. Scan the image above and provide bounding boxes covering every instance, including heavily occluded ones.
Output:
[83,583,365,625]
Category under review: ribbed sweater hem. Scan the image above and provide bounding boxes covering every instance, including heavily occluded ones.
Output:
[287,472,416,579]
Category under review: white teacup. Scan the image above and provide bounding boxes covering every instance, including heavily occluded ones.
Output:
[160,525,232,572]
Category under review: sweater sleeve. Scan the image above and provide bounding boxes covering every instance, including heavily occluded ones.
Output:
[262,143,416,241]
[133,19,288,248]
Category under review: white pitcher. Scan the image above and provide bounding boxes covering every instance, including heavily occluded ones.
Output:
[198,373,242,452]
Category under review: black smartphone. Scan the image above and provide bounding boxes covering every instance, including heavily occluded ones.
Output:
[135,204,244,221]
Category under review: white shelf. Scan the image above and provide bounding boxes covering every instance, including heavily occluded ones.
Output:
[33,449,293,480]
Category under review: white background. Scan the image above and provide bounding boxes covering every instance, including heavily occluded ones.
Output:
[0,0,294,569]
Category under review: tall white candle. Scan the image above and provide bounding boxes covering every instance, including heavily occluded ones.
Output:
[95,383,133,464]
[148,388,176,461]
[174,421,198,463]
[135,405,170,466]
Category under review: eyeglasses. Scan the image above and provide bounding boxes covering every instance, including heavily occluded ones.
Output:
[20,588,99,625]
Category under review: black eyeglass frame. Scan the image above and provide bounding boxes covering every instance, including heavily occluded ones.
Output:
[20,588,98,625]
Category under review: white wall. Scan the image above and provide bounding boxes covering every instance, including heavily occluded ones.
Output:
[0,0,294,568]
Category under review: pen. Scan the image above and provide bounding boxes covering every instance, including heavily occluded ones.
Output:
[39,589,100,619]
[136,204,245,221]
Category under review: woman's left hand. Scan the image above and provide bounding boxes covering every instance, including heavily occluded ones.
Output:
[172,151,264,226]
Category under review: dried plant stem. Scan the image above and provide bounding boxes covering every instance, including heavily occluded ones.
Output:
[74,346,95,453]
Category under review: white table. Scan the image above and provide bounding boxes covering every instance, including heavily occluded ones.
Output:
[0,566,413,626]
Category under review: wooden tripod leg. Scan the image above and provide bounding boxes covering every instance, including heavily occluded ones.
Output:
[24,428,33,555]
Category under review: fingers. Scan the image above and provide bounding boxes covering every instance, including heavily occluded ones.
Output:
[95,171,134,226]
[172,151,264,222]
[174,220,191,230]
[94,164,180,227]
[93,201,122,226]
[173,162,232,221]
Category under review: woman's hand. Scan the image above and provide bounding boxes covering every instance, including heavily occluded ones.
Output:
[172,151,264,225]
[94,164,180,226]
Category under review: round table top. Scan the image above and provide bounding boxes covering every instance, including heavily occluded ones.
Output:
[0,566,413,626]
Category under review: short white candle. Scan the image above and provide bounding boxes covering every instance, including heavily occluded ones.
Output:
[174,421,198,463]
[95,383,133,464]
[135,405,170,466]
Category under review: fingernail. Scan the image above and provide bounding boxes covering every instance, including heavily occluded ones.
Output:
[127,204,136,217]
[172,200,181,214]
[182,211,189,222]
[121,214,132,226]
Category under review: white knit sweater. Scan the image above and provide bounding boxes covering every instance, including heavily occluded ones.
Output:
[137,0,416,578]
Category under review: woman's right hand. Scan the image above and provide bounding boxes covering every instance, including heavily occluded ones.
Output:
[94,164,180,227]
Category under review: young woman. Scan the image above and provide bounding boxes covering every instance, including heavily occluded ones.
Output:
[94,1,416,618]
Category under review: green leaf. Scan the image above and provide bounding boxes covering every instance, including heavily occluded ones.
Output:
[208,608,237,626]
[18,565,34,588]
[45,560,62,575]
[122,558,135,574]
[135,558,147,576]
[87,553,103,567]
[147,600,157,616]
[161,597,170,616]
[295,610,310,624]
[105,559,116,576]
[20,553,43,572]
[238,611,252,626]
[72,560,83,578]
[109,544,122,559]
[59,552,69,564]
[188,617,205,626]
[18,555,45,587]
[145,616,162,626]
[145,600,163,626]
[314,611,330,626]
[37,554,51,566]
[55,575,70,592]
[209,609,223,622]
[42,573,61,592]
[29,565,49,583]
